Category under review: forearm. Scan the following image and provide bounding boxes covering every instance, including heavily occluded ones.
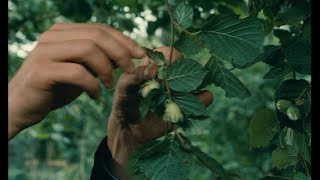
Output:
[90,137,134,180]
[8,85,23,140]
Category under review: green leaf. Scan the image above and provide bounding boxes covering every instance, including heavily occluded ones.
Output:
[262,45,285,66]
[128,138,172,176]
[173,92,208,116]
[175,33,203,58]
[137,137,193,180]
[292,131,311,164]
[271,146,297,169]
[301,18,311,44]
[173,2,194,29]
[167,59,208,92]
[249,109,279,148]
[198,15,264,68]
[205,57,250,98]
[144,48,166,65]
[282,38,311,75]
[263,63,291,79]
[304,121,311,146]
[139,89,163,120]
[139,96,152,120]
[190,146,228,180]
[259,176,291,180]
[274,29,292,45]
[278,1,310,25]
[157,65,165,79]
[293,172,308,180]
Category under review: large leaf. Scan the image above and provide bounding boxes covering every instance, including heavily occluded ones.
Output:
[144,48,166,65]
[274,29,292,45]
[292,131,311,164]
[175,33,203,58]
[262,45,285,67]
[167,59,208,92]
[271,146,297,169]
[138,137,192,180]
[293,172,308,180]
[205,57,250,98]
[249,109,279,148]
[173,2,194,29]
[198,15,264,68]
[282,38,311,75]
[263,63,291,79]
[173,92,208,116]
[301,18,311,44]
[191,146,228,180]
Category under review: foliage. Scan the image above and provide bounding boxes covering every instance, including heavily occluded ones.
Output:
[8,0,311,179]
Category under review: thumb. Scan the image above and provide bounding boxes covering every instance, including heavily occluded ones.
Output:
[112,64,158,126]
[116,63,158,96]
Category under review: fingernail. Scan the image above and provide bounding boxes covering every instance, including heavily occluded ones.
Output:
[134,46,146,58]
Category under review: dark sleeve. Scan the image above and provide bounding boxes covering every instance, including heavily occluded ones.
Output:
[90,137,119,180]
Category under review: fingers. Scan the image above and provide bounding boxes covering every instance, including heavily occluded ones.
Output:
[40,23,146,73]
[34,40,114,87]
[50,23,145,58]
[48,62,100,99]
[116,64,158,96]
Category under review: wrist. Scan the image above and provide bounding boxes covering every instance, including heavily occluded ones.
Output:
[107,135,134,180]
[8,84,24,140]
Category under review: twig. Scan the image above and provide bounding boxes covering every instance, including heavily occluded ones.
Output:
[169,23,175,65]
[301,156,311,179]
[296,84,311,100]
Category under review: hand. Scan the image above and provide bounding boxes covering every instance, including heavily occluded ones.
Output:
[107,47,214,179]
[8,23,146,140]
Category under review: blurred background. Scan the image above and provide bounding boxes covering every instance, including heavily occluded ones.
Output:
[8,0,306,179]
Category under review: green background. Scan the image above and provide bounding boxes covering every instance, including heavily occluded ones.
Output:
[8,0,310,179]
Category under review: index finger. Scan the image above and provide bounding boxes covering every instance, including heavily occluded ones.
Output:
[51,22,146,58]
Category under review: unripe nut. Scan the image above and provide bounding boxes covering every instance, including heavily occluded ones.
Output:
[276,100,292,113]
[141,79,160,97]
[163,100,184,123]
[286,105,300,121]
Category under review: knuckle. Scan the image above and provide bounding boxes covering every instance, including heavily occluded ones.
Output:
[78,40,98,56]
[90,28,105,40]
[71,64,87,78]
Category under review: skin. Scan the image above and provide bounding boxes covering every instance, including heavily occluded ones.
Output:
[8,23,213,179]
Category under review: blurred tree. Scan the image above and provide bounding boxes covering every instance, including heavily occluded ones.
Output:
[8,0,311,179]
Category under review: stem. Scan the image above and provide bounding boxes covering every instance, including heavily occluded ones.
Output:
[164,65,172,100]
[293,71,296,80]
[176,130,185,144]
[296,84,311,100]
[163,0,175,101]
[169,23,175,65]
[301,156,311,179]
